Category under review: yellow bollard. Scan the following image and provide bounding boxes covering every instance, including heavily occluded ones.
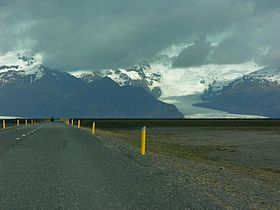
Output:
[17,119,20,126]
[92,122,95,135]
[71,119,74,125]
[78,120,81,128]
[31,119,34,124]
[140,126,146,156]
[25,120,28,125]
[2,120,6,129]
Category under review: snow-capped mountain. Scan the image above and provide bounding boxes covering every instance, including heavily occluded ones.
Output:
[1,51,268,118]
[72,63,162,98]
[0,52,42,73]
[0,53,45,87]
[198,66,280,117]
[0,53,183,118]
[245,65,280,83]
[202,66,280,99]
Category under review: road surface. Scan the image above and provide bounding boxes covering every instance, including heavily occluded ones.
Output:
[0,122,220,209]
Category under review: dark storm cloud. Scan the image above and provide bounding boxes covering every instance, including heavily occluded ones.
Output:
[210,31,256,64]
[173,38,211,67]
[0,0,279,70]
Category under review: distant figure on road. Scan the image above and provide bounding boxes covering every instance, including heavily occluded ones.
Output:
[50,116,54,122]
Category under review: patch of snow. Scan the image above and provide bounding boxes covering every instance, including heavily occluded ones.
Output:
[105,69,126,85]
[25,65,44,81]
[71,70,93,77]
[186,113,266,119]
[120,69,141,80]
[0,116,20,119]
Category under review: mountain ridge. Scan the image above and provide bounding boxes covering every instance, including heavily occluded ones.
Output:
[72,63,162,98]
[0,55,183,118]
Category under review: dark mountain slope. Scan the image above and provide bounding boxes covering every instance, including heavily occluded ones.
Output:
[47,77,183,118]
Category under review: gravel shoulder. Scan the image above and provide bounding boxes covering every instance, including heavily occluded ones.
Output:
[92,125,280,209]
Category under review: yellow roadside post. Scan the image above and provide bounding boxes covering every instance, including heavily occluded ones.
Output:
[2,120,6,129]
[31,119,34,124]
[92,122,95,135]
[25,120,28,125]
[78,120,81,128]
[71,119,74,125]
[140,126,146,156]
[17,119,20,126]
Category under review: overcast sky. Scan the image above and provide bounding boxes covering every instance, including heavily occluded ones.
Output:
[0,0,279,71]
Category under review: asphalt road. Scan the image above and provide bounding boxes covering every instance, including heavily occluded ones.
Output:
[0,122,219,209]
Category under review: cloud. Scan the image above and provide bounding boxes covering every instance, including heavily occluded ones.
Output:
[209,6,280,66]
[173,38,211,67]
[210,32,255,64]
[0,0,280,70]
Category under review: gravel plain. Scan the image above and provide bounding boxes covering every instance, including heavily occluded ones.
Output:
[93,121,280,209]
